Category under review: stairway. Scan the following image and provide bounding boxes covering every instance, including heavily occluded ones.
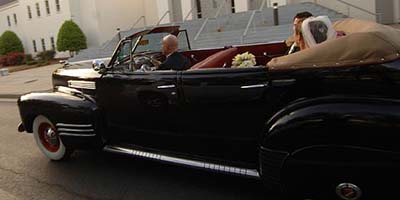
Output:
[69,2,347,63]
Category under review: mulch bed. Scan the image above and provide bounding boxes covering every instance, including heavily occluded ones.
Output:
[0,59,64,73]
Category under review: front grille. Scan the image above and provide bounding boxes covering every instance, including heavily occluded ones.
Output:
[259,147,289,187]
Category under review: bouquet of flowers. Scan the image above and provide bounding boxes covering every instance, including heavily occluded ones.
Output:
[232,52,256,68]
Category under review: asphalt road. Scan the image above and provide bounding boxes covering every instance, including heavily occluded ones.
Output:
[0,100,284,200]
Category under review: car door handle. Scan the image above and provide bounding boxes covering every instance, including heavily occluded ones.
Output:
[157,85,176,89]
[240,83,268,89]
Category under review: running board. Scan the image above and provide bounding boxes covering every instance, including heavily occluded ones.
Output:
[103,145,260,178]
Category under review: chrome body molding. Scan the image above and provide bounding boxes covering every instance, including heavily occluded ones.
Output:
[68,80,96,90]
[56,123,95,137]
[56,123,93,128]
[271,79,296,86]
[59,132,96,137]
[103,145,260,178]
[57,128,95,132]
[241,83,268,89]
[157,85,176,89]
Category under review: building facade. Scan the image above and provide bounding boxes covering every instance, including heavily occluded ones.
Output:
[0,0,196,57]
[1,0,397,57]
[287,0,400,24]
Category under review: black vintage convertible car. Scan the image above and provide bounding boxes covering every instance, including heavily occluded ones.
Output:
[18,18,400,199]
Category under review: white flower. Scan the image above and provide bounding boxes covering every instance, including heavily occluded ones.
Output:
[232,52,256,68]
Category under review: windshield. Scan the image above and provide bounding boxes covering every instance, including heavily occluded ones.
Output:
[133,31,190,54]
[133,32,169,54]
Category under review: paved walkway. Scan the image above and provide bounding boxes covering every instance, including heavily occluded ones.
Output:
[390,23,400,29]
[0,64,61,99]
[0,188,19,200]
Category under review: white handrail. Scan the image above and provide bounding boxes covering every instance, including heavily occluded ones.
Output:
[241,0,267,44]
[194,18,209,40]
[156,10,171,25]
[132,16,146,28]
[184,4,197,21]
[241,10,257,43]
[335,0,381,23]
[260,0,267,10]
[214,0,227,18]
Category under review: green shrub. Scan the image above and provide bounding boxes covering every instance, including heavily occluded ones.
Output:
[24,54,33,63]
[0,31,24,55]
[57,20,87,55]
[37,50,56,61]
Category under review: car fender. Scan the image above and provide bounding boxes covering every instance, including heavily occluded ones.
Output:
[18,89,98,133]
[261,96,400,153]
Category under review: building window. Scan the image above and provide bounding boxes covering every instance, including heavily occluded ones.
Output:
[36,3,41,17]
[41,38,46,51]
[55,0,60,12]
[27,6,32,19]
[33,40,37,52]
[7,15,11,26]
[45,0,50,15]
[50,37,55,50]
[13,14,17,25]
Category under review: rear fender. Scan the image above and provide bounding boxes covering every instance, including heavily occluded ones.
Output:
[262,96,400,152]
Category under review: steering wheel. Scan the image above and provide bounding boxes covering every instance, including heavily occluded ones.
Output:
[133,54,162,71]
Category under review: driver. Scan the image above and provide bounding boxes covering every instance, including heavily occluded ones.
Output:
[157,35,190,71]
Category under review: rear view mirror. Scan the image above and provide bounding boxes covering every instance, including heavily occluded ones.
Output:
[138,39,149,46]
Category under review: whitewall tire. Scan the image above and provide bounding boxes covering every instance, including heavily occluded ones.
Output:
[33,115,72,161]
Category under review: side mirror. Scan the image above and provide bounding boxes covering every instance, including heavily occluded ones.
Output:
[59,60,69,67]
[92,59,106,71]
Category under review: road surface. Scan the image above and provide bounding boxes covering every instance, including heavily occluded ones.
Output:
[0,100,283,200]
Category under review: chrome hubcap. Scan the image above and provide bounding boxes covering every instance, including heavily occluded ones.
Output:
[45,128,58,145]
[336,183,362,200]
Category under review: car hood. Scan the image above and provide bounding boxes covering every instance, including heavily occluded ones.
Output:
[53,58,108,80]
[53,67,101,80]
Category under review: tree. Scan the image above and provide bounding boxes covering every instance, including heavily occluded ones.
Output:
[57,20,87,56]
[0,31,24,55]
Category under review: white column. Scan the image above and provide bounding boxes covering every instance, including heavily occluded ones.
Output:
[181,0,194,21]
[395,0,400,23]
[234,0,249,12]
[156,0,170,24]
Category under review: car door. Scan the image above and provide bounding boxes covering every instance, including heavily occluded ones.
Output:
[96,69,180,150]
[179,67,270,165]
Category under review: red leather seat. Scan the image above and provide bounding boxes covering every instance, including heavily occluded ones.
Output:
[190,47,238,70]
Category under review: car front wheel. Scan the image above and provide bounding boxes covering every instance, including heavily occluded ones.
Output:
[33,115,72,161]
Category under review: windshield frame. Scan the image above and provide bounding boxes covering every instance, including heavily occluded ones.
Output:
[108,26,188,68]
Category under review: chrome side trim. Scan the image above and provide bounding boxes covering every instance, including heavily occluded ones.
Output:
[271,79,296,86]
[103,145,260,178]
[68,80,96,90]
[59,132,96,137]
[57,128,94,132]
[57,86,84,96]
[157,85,175,89]
[241,83,268,89]
[56,123,93,128]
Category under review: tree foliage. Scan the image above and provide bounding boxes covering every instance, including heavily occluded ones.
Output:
[57,20,87,53]
[0,31,24,55]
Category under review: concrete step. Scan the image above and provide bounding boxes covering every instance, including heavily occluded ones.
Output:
[70,2,348,63]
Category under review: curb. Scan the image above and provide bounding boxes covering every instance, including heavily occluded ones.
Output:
[0,89,53,99]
